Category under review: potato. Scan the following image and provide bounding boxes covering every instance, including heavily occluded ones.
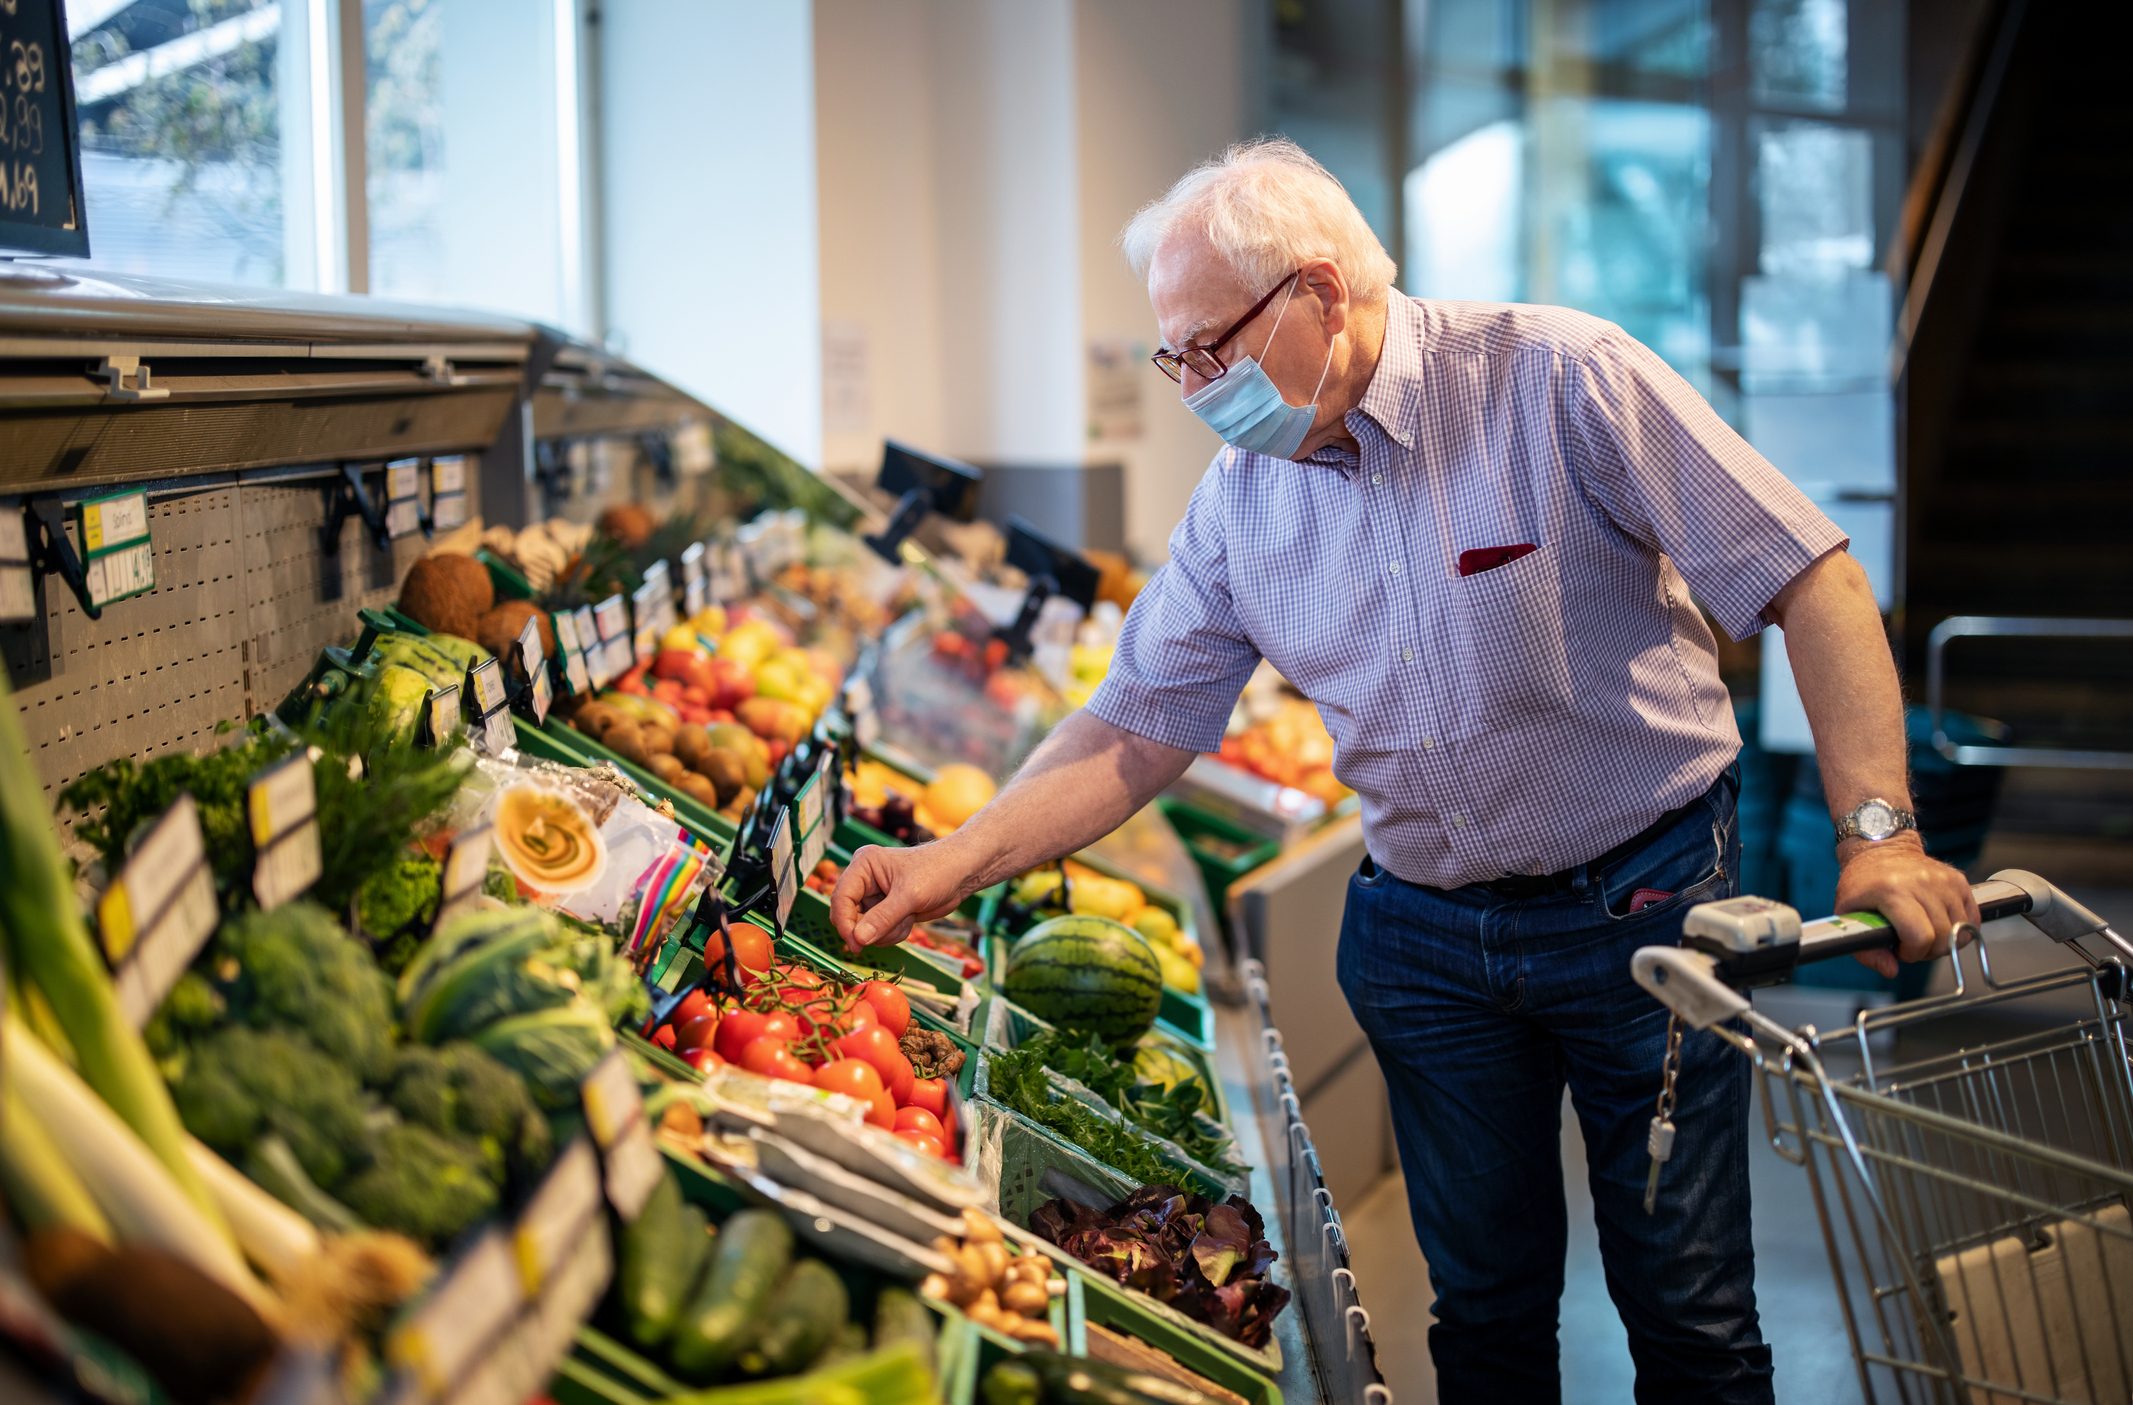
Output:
[1001,1279,1049,1317]
[961,1208,1002,1244]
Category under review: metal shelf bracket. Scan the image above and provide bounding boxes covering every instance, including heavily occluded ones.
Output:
[23,499,100,621]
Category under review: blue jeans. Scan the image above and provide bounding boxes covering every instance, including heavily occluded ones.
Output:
[1338,771,1771,1404]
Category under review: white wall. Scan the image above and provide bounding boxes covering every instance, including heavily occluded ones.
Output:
[599,0,823,466]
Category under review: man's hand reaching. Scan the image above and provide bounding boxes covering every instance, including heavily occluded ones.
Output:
[829,841,981,951]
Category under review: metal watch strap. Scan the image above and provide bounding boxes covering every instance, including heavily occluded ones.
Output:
[1835,804,1918,842]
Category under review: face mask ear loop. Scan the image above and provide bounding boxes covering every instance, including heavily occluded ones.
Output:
[1258,273,1302,360]
[1308,330,1337,406]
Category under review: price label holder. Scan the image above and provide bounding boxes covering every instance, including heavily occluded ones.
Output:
[591,594,628,688]
[630,578,661,668]
[680,542,708,618]
[101,795,219,1027]
[551,609,592,697]
[421,684,461,749]
[514,1137,603,1298]
[511,615,551,724]
[580,1049,663,1220]
[464,657,514,754]
[383,459,424,540]
[768,807,798,933]
[435,823,493,930]
[387,1227,522,1401]
[248,753,321,911]
[640,559,677,633]
[0,508,34,623]
[429,456,468,532]
[75,490,155,610]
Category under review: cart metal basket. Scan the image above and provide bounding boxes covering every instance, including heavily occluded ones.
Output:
[1634,870,2133,1405]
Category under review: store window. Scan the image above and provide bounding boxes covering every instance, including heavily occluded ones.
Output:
[363,0,443,299]
[67,0,290,287]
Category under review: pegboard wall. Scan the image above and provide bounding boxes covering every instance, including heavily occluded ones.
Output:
[2,460,475,804]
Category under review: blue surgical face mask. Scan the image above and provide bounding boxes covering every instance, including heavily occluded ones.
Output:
[1182,276,1338,460]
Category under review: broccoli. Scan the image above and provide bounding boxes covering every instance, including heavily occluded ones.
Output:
[383,1042,553,1191]
[356,853,443,976]
[145,970,225,1059]
[170,1026,377,1189]
[338,1122,499,1248]
[214,901,397,1084]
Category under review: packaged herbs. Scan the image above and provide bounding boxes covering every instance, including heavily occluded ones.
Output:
[998,1030,1245,1179]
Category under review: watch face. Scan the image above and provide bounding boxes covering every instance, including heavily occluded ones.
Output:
[1857,799,1898,841]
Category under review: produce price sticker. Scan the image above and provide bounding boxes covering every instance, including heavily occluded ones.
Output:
[512,615,552,724]
[76,490,155,609]
[384,459,424,540]
[434,823,493,930]
[248,753,322,911]
[580,1049,662,1220]
[513,1136,603,1297]
[464,658,514,754]
[0,508,33,623]
[550,609,592,696]
[102,795,219,1028]
[387,1227,522,1401]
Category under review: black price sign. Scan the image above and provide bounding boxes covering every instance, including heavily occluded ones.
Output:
[0,0,87,257]
[513,615,552,724]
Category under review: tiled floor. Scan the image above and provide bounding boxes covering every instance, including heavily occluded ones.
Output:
[1341,890,2133,1404]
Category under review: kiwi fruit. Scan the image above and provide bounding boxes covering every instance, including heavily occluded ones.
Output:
[699,749,746,806]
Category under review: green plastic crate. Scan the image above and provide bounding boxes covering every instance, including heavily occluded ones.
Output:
[1074,1267,1285,1399]
[476,547,536,601]
[984,854,1215,1052]
[1157,797,1281,942]
[971,987,1234,1140]
[516,715,740,851]
[973,1085,1237,1237]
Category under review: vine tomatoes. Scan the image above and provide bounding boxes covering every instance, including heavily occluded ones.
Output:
[857,982,911,1038]
[905,1077,948,1121]
[716,1008,799,1063]
[892,1106,944,1140]
[812,1058,885,1103]
[738,1037,814,1084]
[674,1013,720,1053]
[866,1088,897,1129]
[880,1049,914,1106]
[833,1025,904,1085]
[894,1130,946,1159]
[702,923,774,976]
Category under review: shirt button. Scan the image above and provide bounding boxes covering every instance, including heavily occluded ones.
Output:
[1422,736,1435,749]
[1403,648,1415,663]
[1371,473,1383,485]
[1388,562,1401,576]
[1451,814,1467,829]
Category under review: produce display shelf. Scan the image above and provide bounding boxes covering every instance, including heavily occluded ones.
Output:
[754,843,995,1006]
[982,850,1217,1052]
[517,715,741,851]
[1158,795,1283,938]
[972,985,1235,1133]
[1075,1268,1286,1404]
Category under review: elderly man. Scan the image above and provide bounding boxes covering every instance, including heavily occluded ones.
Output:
[831,138,1977,1403]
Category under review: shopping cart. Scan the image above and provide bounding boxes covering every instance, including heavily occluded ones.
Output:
[1633,870,2133,1405]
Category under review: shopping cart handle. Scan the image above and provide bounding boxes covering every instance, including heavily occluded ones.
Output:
[1631,946,1751,1030]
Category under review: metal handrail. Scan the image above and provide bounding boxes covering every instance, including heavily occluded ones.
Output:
[1890,0,2028,385]
[1926,615,2133,768]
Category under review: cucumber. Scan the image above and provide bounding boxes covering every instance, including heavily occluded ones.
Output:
[1022,1350,1223,1405]
[869,1287,937,1379]
[619,1172,707,1348]
[817,1321,870,1367]
[669,1209,795,1381]
[979,1360,1044,1405]
[737,1257,848,1377]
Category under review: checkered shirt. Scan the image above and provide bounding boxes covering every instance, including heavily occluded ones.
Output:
[1086,293,1848,888]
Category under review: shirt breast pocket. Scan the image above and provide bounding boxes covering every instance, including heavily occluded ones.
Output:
[1448,545,1576,731]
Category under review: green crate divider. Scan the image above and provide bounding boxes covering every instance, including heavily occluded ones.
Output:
[517,715,740,850]
[986,854,1216,1052]
[475,547,535,601]
[1073,1266,1285,1399]
[835,815,901,851]
[550,1353,652,1405]
[973,983,1232,1133]
[564,1148,967,1402]
[1157,796,1281,931]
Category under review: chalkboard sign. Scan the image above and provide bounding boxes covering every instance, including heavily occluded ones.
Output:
[0,0,88,257]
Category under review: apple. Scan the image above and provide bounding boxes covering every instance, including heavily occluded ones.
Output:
[705,655,756,711]
[737,696,809,746]
[752,657,810,705]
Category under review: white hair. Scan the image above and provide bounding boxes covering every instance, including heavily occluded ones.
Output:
[1121,137,1398,305]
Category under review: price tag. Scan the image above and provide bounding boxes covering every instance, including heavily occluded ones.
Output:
[549,611,589,696]
[465,658,514,753]
[248,754,321,911]
[601,636,632,684]
[422,685,461,748]
[386,1228,521,1399]
[593,594,628,642]
[385,459,422,502]
[83,539,155,609]
[640,560,677,632]
[603,1122,665,1221]
[579,1048,644,1150]
[630,579,661,667]
[514,1137,603,1297]
[796,766,824,841]
[680,542,708,618]
[0,510,33,623]
[769,808,797,929]
[79,490,147,555]
[431,456,467,496]
[385,498,423,539]
[435,823,493,930]
[102,796,220,1027]
[512,616,549,721]
[429,492,468,532]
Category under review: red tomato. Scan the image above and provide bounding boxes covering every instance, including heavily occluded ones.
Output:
[776,964,826,995]
[893,1106,944,1140]
[703,924,774,976]
[866,1088,896,1129]
[894,1130,946,1159]
[905,1077,948,1121]
[650,1024,677,1052]
[857,982,911,1039]
[674,1014,720,1052]
[833,1024,903,1082]
[880,1050,914,1106]
[672,988,716,1028]
[846,1001,879,1031]
[813,1058,885,1103]
[716,1008,798,1063]
[739,1037,814,1084]
[792,994,846,1041]
[682,1047,723,1072]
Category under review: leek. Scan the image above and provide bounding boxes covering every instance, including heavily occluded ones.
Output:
[0,1070,111,1241]
[0,673,226,1234]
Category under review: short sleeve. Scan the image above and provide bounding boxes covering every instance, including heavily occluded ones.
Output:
[1570,330,1850,641]
[1084,458,1261,753]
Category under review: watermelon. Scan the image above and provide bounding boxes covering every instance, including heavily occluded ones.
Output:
[1002,915,1163,1044]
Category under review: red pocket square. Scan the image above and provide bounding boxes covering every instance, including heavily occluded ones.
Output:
[1456,543,1538,577]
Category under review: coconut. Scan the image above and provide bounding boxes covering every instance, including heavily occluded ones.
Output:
[399,554,494,641]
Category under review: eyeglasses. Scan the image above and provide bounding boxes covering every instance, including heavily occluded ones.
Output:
[1150,274,1296,385]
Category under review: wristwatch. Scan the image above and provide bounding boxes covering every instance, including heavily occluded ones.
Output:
[1835,797,1918,843]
